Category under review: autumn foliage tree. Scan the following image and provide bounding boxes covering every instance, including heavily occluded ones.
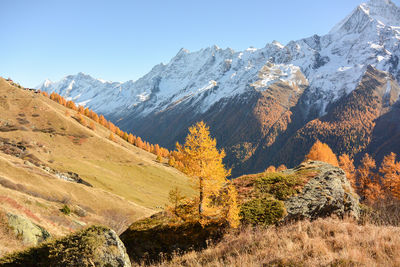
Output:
[380,152,400,200]
[305,140,339,167]
[276,164,287,171]
[356,153,384,202]
[265,166,276,173]
[339,154,356,189]
[177,121,239,227]
[88,121,96,130]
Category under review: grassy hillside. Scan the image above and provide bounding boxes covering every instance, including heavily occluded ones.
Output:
[0,77,193,255]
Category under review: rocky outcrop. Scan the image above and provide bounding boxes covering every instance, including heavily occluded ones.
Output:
[121,161,360,264]
[234,161,360,225]
[284,161,360,221]
[6,213,50,246]
[0,225,131,267]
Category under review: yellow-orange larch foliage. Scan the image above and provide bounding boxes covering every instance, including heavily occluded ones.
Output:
[357,153,381,202]
[127,133,135,144]
[380,152,400,200]
[99,115,107,126]
[265,166,276,173]
[88,121,96,131]
[305,140,339,167]
[135,137,143,149]
[364,177,384,203]
[109,133,116,142]
[78,105,84,114]
[66,100,77,111]
[123,132,129,141]
[84,107,90,117]
[168,156,176,167]
[177,121,239,227]
[77,113,87,126]
[339,154,356,189]
[154,144,161,156]
[276,164,287,171]
[92,113,99,123]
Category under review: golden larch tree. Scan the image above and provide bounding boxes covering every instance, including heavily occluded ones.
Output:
[88,121,96,130]
[168,156,176,167]
[380,152,400,200]
[276,164,287,171]
[339,154,356,189]
[78,105,84,114]
[265,166,276,173]
[177,121,239,227]
[109,133,116,142]
[357,153,378,200]
[305,140,339,167]
[127,133,135,144]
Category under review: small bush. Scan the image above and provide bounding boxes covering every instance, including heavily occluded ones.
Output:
[60,205,71,215]
[256,172,307,200]
[240,197,286,225]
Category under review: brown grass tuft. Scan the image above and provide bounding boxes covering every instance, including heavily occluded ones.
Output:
[145,217,400,267]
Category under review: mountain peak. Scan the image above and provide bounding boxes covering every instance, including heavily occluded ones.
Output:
[362,0,400,25]
[329,0,400,34]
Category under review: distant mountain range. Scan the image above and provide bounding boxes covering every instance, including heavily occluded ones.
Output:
[38,0,400,177]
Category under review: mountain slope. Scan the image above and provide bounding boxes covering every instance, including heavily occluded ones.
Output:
[274,66,400,167]
[0,78,192,255]
[38,0,400,176]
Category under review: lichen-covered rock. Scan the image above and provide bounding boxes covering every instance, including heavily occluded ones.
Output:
[284,161,360,221]
[0,225,131,267]
[233,160,360,225]
[120,212,225,264]
[6,213,50,246]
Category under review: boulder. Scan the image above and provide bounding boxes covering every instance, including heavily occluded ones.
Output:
[120,212,224,264]
[0,225,131,267]
[6,213,50,246]
[234,160,360,225]
[284,161,360,221]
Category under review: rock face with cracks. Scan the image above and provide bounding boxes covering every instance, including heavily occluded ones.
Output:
[284,161,360,221]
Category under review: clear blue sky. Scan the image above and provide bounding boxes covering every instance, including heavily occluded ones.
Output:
[1,0,398,87]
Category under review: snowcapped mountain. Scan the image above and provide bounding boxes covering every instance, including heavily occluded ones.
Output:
[38,0,400,118]
[38,0,400,176]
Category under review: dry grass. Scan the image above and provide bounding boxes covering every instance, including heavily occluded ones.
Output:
[0,77,195,257]
[100,209,134,235]
[0,77,193,211]
[146,217,400,267]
